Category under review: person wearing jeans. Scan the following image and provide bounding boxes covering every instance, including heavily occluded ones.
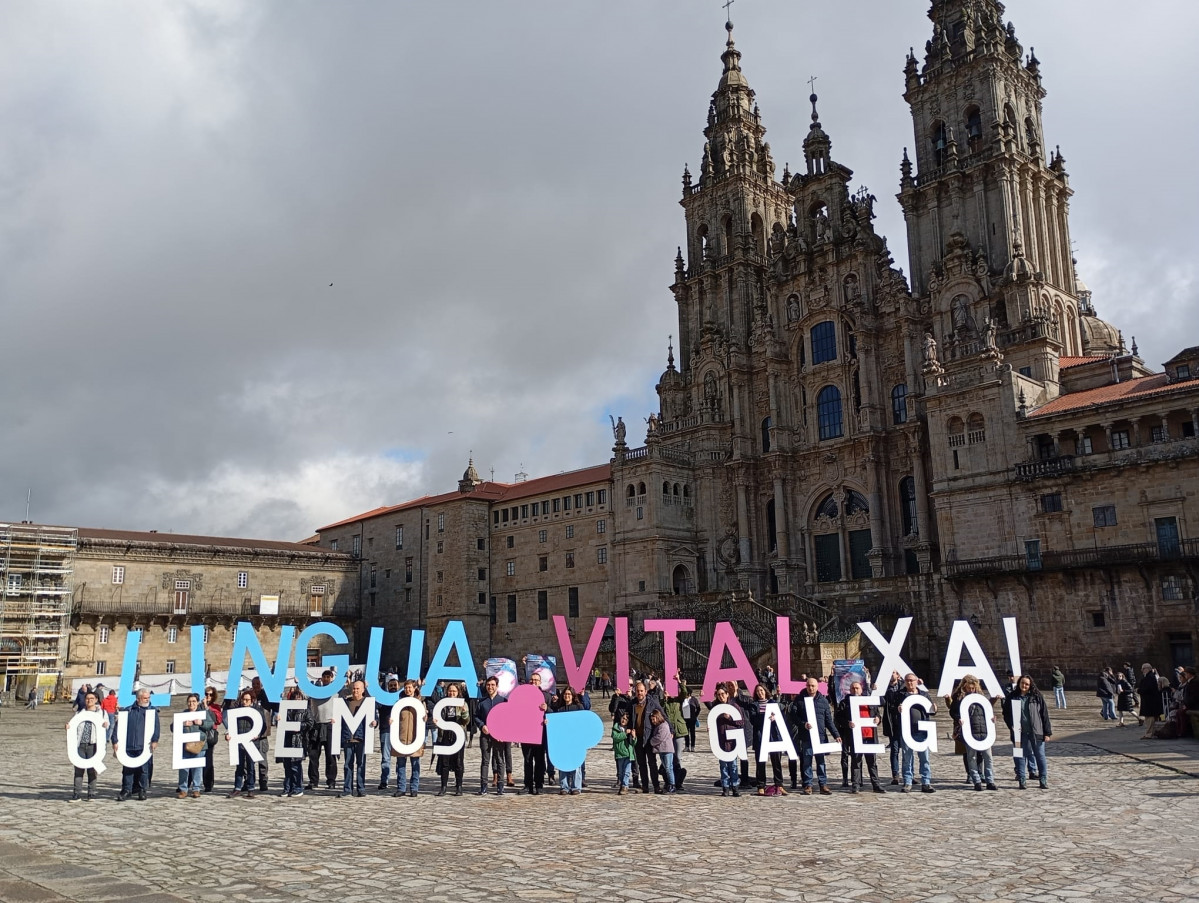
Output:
[712,686,742,797]
[392,679,424,797]
[174,694,212,799]
[1006,675,1053,789]
[339,679,374,798]
[793,676,840,795]
[888,673,936,793]
[1051,667,1067,709]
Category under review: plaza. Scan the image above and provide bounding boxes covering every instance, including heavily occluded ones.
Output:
[0,697,1195,903]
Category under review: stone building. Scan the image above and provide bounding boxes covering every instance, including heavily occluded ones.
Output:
[320,1,1197,681]
[64,528,358,687]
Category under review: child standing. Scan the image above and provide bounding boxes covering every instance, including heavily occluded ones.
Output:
[612,711,635,795]
[649,710,676,793]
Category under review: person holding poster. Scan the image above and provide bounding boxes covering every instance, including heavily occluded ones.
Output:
[793,676,839,795]
[836,680,885,793]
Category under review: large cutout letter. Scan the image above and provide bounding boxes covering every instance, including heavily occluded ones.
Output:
[114,710,157,767]
[171,711,208,770]
[554,616,607,694]
[701,622,757,700]
[615,617,630,694]
[422,621,479,697]
[189,625,207,703]
[225,705,265,767]
[431,698,466,755]
[936,620,1003,698]
[958,693,997,752]
[1003,617,1023,678]
[858,617,914,691]
[774,618,805,695]
[118,632,168,706]
[363,627,398,706]
[850,695,886,756]
[706,703,746,762]
[757,702,798,761]
[643,619,695,696]
[406,629,425,683]
[227,621,294,703]
[899,695,938,753]
[66,711,108,774]
[330,697,377,755]
[388,698,427,757]
[803,697,842,754]
[1010,697,1024,759]
[294,621,349,700]
[274,699,308,760]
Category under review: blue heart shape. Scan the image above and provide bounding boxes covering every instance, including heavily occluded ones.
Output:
[545,710,604,772]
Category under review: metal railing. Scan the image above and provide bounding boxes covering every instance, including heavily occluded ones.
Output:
[944,538,1199,578]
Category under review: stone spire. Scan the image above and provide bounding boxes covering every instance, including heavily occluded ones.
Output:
[458,456,482,493]
[803,91,832,176]
[698,19,771,185]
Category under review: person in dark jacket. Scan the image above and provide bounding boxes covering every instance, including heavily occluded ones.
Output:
[876,671,904,785]
[628,680,666,794]
[520,672,551,796]
[474,676,508,795]
[838,680,886,793]
[116,688,160,801]
[226,688,270,799]
[887,674,936,793]
[749,683,785,795]
[339,679,375,798]
[278,687,313,797]
[1003,675,1053,789]
[1137,664,1165,739]
[376,675,400,790]
[1096,668,1117,721]
[949,674,997,791]
[792,676,839,795]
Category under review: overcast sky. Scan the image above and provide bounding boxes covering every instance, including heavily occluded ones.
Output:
[2,1,1196,541]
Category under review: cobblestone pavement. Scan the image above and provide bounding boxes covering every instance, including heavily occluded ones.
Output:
[0,693,1195,902]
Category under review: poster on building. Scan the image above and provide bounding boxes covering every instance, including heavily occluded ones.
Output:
[524,654,557,693]
[259,594,279,615]
[484,657,518,696]
[832,659,869,704]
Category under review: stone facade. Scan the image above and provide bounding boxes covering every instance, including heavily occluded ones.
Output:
[65,528,358,684]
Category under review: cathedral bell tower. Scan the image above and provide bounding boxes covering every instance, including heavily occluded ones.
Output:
[899,0,1083,380]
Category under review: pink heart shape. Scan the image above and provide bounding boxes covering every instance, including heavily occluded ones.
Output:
[485,684,545,744]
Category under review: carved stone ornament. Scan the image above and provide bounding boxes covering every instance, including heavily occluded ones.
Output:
[161,570,203,592]
[300,577,336,595]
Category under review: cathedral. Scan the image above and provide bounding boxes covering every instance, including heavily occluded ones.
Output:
[314,0,1198,681]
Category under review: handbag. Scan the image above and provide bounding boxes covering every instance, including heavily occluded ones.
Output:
[184,739,206,755]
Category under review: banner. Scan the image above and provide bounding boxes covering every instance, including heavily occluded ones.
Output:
[524,654,557,693]
[484,657,518,696]
[832,659,869,704]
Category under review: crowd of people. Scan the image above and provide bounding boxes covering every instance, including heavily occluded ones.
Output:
[61,661,1093,802]
[1095,662,1198,738]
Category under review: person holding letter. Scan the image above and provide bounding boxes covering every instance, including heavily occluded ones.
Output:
[837,680,885,793]
[793,676,839,795]
[889,673,936,793]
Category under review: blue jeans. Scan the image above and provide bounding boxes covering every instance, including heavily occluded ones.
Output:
[558,768,578,792]
[283,758,304,793]
[615,758,632,788]
[1018,738,1047,785]
[342,742,366,794]
[888,737,902,779]
[801,749,828,788]
[1100,697,1116,720]
[396,756,421,793]
[177,767,202,792]
[1054,687,1067,708]
[233,748,255,791]
[965,748,994,784]
[121,757,151,794]
[719,758,740,788]
[901,747,931,786]
[379,730,392,786]
[658,752,675,789]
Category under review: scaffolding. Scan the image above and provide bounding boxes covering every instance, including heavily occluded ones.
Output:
[0,523,78,701]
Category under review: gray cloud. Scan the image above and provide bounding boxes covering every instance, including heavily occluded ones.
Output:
[2,1,1195,538]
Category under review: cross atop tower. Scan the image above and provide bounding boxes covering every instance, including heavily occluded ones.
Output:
[807,74,818,94]
[723,0,734,25]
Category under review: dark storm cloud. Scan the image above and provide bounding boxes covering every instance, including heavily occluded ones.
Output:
[1,1,1194,538]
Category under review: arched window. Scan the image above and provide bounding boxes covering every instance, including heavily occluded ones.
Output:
[637,482,646,495]
[672,564,693,595]
[815,494,839,519]
[683,484,690,498]
[811,321,837,364]
[750,212,764,255]
[899,477,918,536]
[817,385,843,440]
[965,106,982,152]
[931,120,948,167]
[1004,104,1018,147]
[967,413,986,444]
[761,416,772,453]
[697,224,710,259]
[626,484,636,498]
[947,416,966,447]
[673,483,680,496]
[892,384,909,424]
[662,481,671,496]
[846,490,870,515]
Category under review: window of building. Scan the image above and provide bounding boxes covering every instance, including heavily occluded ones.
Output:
[436,570,443,583]
[814,534,841,582]
[507,594,517,623]
[165,660,176,674]
[478,591,487,606]
[537,590,548,621]
[1025,539,1043,570]
[553,498,561,513]
[490,596,497,625]
[98,626,110,645]
[931,119,948,166]
[1079,435,1093,455]
[502,509,509,523]
[597,489,607,505]
[1093,505,1117,527]
[1151,425,1168,443]
[477,537,486,550]
[203,626,210,644]
[849,530,872,580]
[539,529,547,543]
[168,626,178,644]
[761,416,772,453]
[370,591,376,607]
[173,581,190,614]
[566,525,574,539]
[437,513,445,532]
[405,559,413,583]
[636,506,644,520]
[966,413,986,444]
[1018,366,1032,378]
[478,567,487,581]
[237,571,248,589]
[585,491,595,507]
[597,519,606,534]
[436,540,444,554]
[111,566,125,585]
[565,552,575,569]
[506,560,515,577]
[900,477,918,536]
[370,564,378,588]
[1178,364,1191,380]
[1040,493,1063,514]
[507,535,514,549]
[396,525,404,549]
[817,385,843,440]
[1183,422,1196,439]
[539,556,548,572]
[351,535,362,557]
[95,661,107,676]
[367,536,373,550]
[568,586,579,618]
[1091,610,1106,628]
[1111,430,1131,450]
[965,106,982,151]
[563,496,572,511]
[575,494,584,509]
[543,501,551,515]
[405,588,412,605]
[521,504,529,519]
[330,539,338,551]
[310,585,326,615]
[1161,576,1184,601]
[597,547,607,565]
[891,384,908,424]
[811,321,837,364]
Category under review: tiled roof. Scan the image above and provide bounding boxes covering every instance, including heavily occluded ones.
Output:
[77,527,343,555]
[1028,373,1197,418]
[315,464,613,532]
[1058,355,1112,370]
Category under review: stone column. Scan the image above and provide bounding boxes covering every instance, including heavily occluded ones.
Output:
[1159,415,1170,442]
[910,432,931,539]
[736,481,751,565]
[773,477,789,559]
[1191,408,1199,438]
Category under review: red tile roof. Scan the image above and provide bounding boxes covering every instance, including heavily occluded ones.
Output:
[1058,355,1113,370]
[315,464,613,532]
[77,527,345,555]
[1028,373,1198,418]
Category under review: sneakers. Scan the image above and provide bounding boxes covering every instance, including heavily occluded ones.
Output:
[291,790,305,797]
[921,784,935,794]
[901,784,912,793]
[70,792,80,802]
[986,782,998,791]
